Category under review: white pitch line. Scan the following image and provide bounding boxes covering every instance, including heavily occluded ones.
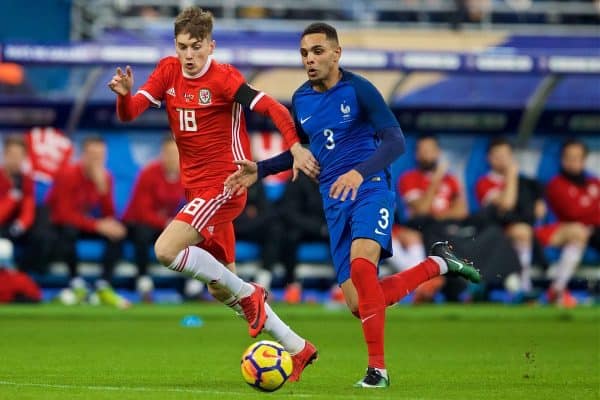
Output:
[0,380,430,400]
[0,380,313,398]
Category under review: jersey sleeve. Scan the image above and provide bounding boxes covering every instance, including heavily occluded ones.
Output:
[351,74,399,131]
[447,175,462,200]
[476,176,498,205]
[291,99,309,145]
[225,66,249,103]
[137,59,170,108]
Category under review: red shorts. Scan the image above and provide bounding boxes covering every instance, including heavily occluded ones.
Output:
[535,223,560,247]
[175,187,247,264]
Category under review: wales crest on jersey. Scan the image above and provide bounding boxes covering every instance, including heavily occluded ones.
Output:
[199,88,212,105]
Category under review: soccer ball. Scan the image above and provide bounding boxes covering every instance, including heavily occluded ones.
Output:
[240,340,293,392]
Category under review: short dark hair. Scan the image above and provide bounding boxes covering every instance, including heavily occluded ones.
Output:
[174,7,213,40]
[82,134,105,149]
[561,139,588,157]
[302,22,339,44]
[487,137,512,154]
[416,134,438,145]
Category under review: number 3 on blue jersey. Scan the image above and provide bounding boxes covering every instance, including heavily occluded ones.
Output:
[323,129,335,150]
[378,208,389,229]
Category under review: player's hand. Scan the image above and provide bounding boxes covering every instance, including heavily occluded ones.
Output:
[108,65,134,96]
[329,169,364,201]
[96,218,127,241]
[225,159,259,195]
[290,143,319,181]
[89,165,109,194]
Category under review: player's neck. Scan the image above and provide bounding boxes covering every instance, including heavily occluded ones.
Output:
[313,68,342,92]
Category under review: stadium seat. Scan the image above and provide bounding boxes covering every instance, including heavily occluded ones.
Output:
[464,136,490,214]
[236,241,261,263]
[297,242,330,263]
[391,135,416,223]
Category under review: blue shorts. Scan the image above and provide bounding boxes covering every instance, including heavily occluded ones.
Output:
[322,180,395,284]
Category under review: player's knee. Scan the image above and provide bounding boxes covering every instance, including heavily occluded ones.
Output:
[507,223,532,244]
[564,223,590,245]
[154,239,178,266]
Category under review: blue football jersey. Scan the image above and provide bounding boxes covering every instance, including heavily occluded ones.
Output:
[291,69,400,192]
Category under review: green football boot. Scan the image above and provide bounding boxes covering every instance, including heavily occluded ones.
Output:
[96,286,131,309]
[354,368,389,388]
[430,241,481,283]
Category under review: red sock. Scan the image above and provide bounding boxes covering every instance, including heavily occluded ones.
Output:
[351,257,386,369]
[380,257,440,306]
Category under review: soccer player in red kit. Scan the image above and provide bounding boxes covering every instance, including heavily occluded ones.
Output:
[108,7,319,381]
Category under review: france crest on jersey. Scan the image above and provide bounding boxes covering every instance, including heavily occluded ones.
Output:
[291,69,402,284]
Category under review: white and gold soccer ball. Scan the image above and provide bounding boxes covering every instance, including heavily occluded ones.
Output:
[240,340,293,392]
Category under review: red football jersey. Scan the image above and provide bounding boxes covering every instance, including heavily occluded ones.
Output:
[546,174,600,226]
[136,56,252,190]
[46,163,116,233]
[0,168,35,229]
[122,161,185,230]
[476,172,504,205]
[398,169,461,216]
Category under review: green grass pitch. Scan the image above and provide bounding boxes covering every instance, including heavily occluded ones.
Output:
[0,303,598,400]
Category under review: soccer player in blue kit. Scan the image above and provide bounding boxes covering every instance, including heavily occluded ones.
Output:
[226,22,480,388]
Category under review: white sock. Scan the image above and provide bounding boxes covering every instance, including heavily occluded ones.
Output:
[515,244,533,292]
[552,244,584,292]
[168,246,253,298]
[375,368,388,379]
[263,303,305,355]
[430,256,448,275]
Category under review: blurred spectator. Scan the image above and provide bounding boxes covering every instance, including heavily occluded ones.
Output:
[46,135,128,308]
[546,139,599,251]
[0,134,41,272]
[395,135,521,302]
[395,135,468,265]
[234,179,284,291]
[278,173,329,303]
[122,136,184,300]
[393,135,468,302]
[0,135,34,237]
[541,139,596,306]
[475,138,584,303]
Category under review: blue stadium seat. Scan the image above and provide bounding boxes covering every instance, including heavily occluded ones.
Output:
[263,182,287,202]
[236,241,261,262]
[102,133,140,215]
[536,138,562,185]
[76,239,105,262]
[391,136,416,223]
[464,137,490,213]
[297,242,330,263]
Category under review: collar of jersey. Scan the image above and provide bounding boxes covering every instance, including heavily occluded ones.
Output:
[182,56,213,79]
